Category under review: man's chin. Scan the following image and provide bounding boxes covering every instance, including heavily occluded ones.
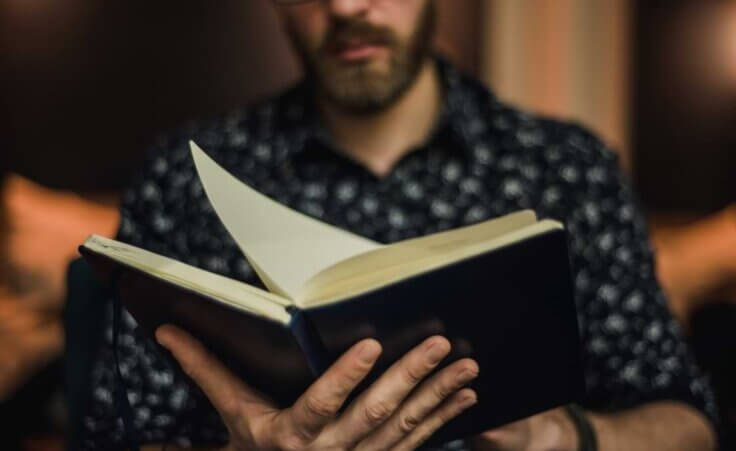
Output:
[313,51,427,114]
[319,77,406,115]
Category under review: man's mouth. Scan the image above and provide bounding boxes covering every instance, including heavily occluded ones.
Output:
[331,39,390,63]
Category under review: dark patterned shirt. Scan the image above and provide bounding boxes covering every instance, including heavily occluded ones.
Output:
[81,58,716,449]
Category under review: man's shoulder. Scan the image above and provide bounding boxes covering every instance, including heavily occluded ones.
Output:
[463,91,628,211]
[490,99,618,168]
[446,64,620,171]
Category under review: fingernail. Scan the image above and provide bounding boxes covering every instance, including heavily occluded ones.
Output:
[459,393,478,409]
[456,368,478,384]
[426,339,450,364]
[359,340,381,363]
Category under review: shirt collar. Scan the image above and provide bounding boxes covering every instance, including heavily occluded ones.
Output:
[276,55,497,160]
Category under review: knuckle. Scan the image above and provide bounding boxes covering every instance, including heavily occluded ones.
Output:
[402,363,426,386]
[431,380,454,401]
[352,355,375,374]
[331,361,371,394]
[397,412,421,434]
[342,365,368,387]
[363,399,394,426]
[303,394,339,420]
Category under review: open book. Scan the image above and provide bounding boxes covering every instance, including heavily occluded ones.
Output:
[80,142,584,444]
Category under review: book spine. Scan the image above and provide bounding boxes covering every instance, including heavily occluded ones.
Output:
[287,307,331,376]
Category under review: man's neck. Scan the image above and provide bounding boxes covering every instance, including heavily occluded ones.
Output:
[318,59,443,177]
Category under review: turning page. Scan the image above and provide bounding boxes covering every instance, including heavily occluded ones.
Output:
[190,142,382,300]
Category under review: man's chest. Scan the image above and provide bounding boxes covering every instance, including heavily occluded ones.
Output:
[240,148,545,243]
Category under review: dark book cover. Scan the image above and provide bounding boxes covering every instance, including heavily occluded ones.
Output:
[79,227,584,444]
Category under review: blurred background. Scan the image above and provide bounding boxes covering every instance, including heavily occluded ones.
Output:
[1,0,735,449]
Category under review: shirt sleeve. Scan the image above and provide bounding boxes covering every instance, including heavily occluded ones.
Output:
[541,125,718,424]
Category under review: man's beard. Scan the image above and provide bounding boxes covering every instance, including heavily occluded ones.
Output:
[287,2,436,115]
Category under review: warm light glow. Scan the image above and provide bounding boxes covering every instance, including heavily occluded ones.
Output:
[1,0,89,29]
[3,0,59,18]
[723,3,736,83]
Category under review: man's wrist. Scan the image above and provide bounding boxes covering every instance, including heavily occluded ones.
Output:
[586,410,615,451]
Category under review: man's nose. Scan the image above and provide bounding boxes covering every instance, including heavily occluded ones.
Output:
[327,0,371,19]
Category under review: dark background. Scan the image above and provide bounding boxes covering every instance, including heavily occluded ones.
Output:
[2,0,481,193]
[4,0,734,215]
[632,0,736,214]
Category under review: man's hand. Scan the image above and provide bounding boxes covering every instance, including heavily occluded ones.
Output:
[471,407,578,451]
[156,325,479,451]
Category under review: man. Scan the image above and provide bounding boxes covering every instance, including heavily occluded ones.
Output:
[81,0,717,449]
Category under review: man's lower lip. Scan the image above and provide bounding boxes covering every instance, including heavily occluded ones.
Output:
[335,44,387,62]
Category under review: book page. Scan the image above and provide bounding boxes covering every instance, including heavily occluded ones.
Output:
[301,215,562,307]
[190,142,381,300]
[82,235,292,324]
[299,210,537,304]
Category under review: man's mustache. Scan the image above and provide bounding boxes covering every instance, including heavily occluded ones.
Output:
[322,19,397,52]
